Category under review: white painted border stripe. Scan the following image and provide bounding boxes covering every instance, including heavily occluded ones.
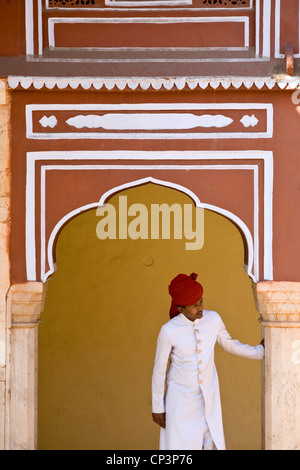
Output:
[25,153,37,280]
[262,0,271,58]
[256,0,260,57]
[48,16,250,23]
[9,76,297,91]
[45,0,253,10]
[25,102,274,140]
[41,165,46,282]
[274,0,282,58]
[263,154,274,280]
[26,150,273,160]
[26,103,274,111]
[38,0,43,56]
[298,0,300,58]
[27,57,269,63]
[53,46,248,52]
[98,175,202,206]
[25,0,34,56]
[105,0,192,6]
[253,165,259,282]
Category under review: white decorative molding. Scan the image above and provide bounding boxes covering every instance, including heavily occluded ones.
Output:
[274,0,282,58]
[38,0,43,56]
[104,0,193,6]
[25,0,34,56]
[48,16,249,50]
[25,103,273,140]
[262,0,271,58]
[240,114,259,128]
[65,113,233,130]
[45,0,253,9]
[25,0,43,57]
[39,115,57,128]
[255,0,260,57]
[8,76,300,92]
[105,0,251,6]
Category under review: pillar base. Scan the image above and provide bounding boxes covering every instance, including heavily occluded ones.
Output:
[253,281,300,450]
[6,282,46,450]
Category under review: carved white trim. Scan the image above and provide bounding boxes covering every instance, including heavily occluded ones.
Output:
[105,0,192,6]
[8,75,300,92]
[240,114,259,128]
[25,0,34,56]
[65,113,233,130]
[45,0,253,9]
[48,16,249,49]
[39,115,57,128]
[25,103,273,140]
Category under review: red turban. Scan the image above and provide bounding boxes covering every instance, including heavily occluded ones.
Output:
[168,273,203,319]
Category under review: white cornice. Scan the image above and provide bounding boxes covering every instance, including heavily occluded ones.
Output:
[7,75,300,91]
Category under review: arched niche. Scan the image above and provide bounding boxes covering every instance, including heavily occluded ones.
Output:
[37,180,263,450]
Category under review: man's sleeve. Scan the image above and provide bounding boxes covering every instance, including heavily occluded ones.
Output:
[216,316,264,360]
[152,326,172,414]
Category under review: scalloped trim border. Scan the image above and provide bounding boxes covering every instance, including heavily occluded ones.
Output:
[7,75,300,91]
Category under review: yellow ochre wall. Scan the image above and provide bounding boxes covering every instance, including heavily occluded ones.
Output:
[38,184,262,450]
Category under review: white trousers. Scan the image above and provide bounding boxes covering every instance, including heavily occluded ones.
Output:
[202,421,217,450]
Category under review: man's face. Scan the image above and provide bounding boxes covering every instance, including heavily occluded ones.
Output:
[178,297,203,322]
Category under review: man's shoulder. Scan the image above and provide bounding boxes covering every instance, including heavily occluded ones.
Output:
[160,315,184,333]
[163,315,181,328]
[204,310,222,322]
[156,317,179,342]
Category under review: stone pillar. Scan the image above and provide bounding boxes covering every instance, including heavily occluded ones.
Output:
[254,281,300,450]
[6,282,46,450]
[0,80,10,450]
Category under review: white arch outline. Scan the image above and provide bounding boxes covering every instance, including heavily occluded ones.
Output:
[44,176,255,282]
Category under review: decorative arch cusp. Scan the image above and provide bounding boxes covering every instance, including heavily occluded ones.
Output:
[45,177,255,283]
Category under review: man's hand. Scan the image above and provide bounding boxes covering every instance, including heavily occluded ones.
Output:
[152,412,166,428]
[260,338,265,348]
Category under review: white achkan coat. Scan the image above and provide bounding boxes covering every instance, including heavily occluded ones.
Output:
[152,310,265,450]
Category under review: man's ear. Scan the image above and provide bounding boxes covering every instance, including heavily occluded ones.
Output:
[177,306,185,314]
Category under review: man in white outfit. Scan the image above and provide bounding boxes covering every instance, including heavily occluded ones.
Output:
[152,273,265,450]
